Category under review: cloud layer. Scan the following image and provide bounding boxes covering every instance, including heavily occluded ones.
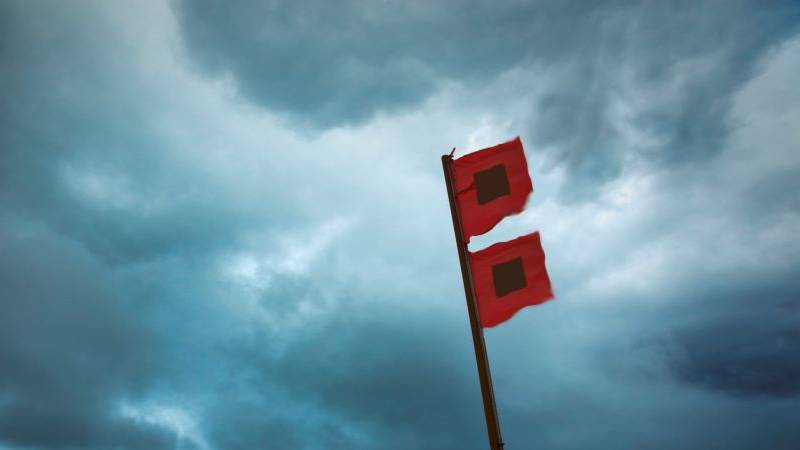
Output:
[175,0,799,199]
[2,1,799,449]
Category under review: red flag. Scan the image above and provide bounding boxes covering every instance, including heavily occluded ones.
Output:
[453,137,533,242]
[469,231,553,328]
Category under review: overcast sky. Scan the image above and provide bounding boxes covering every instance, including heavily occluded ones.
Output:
[2,1,800,449]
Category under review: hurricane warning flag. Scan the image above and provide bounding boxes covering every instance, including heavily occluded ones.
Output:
[452,137,533,242]
[469,231,553,328]
[442,137,554,448]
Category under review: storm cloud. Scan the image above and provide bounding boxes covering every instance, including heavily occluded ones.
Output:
[174,0,800,198]
[2,0,800,449]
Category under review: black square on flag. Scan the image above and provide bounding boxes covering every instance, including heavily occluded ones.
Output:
[473,164,510,205]
[491,257,527,298]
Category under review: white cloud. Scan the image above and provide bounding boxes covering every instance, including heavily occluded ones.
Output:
[119,401,210,450]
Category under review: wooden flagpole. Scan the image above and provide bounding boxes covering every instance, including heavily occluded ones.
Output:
[442,153,504,450]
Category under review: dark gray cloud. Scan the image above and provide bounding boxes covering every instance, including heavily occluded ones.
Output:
[174,0,799,199]
[199,310,487,450]
[0,218,174,449]
[663,274,800,397]
[2,0,800,449]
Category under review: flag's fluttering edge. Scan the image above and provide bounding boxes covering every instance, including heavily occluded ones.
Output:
[450,136,553,327]
[452,137,532,243]
[469,231,553,327]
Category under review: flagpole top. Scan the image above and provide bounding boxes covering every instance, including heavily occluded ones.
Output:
[448,147,456,158]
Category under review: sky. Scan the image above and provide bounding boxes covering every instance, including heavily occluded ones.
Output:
[1,1,800,449]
